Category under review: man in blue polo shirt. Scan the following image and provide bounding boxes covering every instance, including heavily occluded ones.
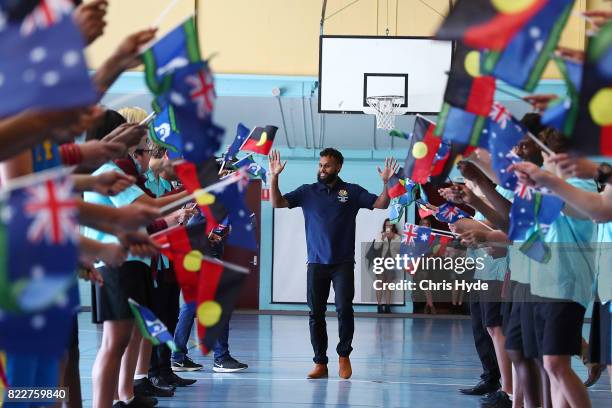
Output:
[268,148,395,379]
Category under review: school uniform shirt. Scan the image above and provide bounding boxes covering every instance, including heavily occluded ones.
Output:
[82,161,147,266]
[471,211,508,282]
[596,222,612,304]
[284,178,378,264]
[528,178,598,308]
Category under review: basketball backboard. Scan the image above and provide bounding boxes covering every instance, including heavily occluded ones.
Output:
[318,36,452,114]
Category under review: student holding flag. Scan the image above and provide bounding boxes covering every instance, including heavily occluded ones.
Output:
[268,148,395,379]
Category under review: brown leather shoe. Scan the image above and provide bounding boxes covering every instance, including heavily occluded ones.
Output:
[338,356,352,379]
[307,364,328,379]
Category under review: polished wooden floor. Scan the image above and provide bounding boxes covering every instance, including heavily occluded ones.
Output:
[77,313,612,407]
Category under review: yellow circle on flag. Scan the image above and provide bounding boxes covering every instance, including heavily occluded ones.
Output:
[412,141,429,159]
[464,51,481,77]
[491,0,536,14]
[197,300,222,327]
[256,132,268,147]
[589,88,612,126]
[195,191,215,206]
[183,250,203,272]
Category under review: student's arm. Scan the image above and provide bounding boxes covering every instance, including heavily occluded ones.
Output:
[511,162,612,222]
[457,161,511,230]
[77,200,160,233]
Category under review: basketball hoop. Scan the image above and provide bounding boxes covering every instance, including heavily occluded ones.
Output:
[364,95,407,130]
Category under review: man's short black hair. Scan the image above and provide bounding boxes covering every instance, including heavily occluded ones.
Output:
[319,148,343,166]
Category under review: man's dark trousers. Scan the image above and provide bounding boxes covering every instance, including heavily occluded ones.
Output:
[307,262,355,365]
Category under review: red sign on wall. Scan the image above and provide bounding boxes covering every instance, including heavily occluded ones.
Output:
[261,187,270,201]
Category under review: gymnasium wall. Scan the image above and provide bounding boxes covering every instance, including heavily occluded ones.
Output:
[88,0,589,78]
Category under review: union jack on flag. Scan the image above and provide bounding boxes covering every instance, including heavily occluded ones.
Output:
[21,0,73,36]
[489,102,511,129]
[514,182,534,201]
[186,66,215,119]
[24,176,77,244]
[402,223,418,245]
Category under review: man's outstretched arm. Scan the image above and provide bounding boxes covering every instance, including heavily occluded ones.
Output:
[372,157,397,209]
[268,149,289,208]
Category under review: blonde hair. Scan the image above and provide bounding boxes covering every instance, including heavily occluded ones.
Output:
[118,106,149,153]
[118,106,148,124]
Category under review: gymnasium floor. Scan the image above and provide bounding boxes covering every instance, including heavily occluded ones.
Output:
[77,313,612,407]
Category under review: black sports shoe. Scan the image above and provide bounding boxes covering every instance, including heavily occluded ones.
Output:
[213,356,248,373]
[459,379,501,395]
[134,377,174,398]
[480,391,511,408]
[377,305,384,313]
[149,376,176,396]
[163,372,197,387]
[112,395,158,408]
[171,356,203,372]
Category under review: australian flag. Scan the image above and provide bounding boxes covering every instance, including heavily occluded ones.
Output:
[156,61,224,164]
[508,184,564,240]
[214,170,257,251]
[487,102,527,190]
[0,7,96,118]
[435,202,469,224]
[401,223,432,259]
[224,123,251,163]
[128,298,178,352]
[0,168,78,313]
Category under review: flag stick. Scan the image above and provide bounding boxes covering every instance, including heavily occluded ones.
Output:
[159,173,241,214]
[139,111,156,126]
[415,113,437,126]
[474,218,495,231]
[431,227,458,237]
[152,0,186,28]
[526,131,555,156]
[495,86,530,103]
[156,246,250,274]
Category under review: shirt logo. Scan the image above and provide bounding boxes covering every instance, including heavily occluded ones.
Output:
[337,189,349,203]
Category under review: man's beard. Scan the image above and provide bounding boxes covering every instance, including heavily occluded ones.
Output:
[317,171,338,184]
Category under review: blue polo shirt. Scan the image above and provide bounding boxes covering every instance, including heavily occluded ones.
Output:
[284,178,378,264]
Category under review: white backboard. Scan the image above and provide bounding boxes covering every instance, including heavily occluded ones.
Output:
[318,36,452,114]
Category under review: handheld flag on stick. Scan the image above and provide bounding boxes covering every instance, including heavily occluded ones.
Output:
[444,44,495,117]
[571,21,612,156]
[0,11,96,118]
[196,260,247,354]
[434,202,470,224]
[487,102,527,190]
[128,298,178,352]
[240,126,278,155]
[435,0,548,51]
[224,123,251,162]
[0,168,78,314]
[234,154,268,184]
[148,104,182,159]
[481,0,575,92]
[404,116,441,183]
[142,16,201,94]
[508,184,564,241]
